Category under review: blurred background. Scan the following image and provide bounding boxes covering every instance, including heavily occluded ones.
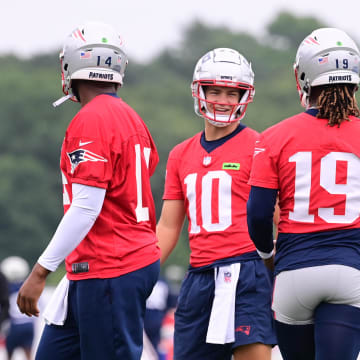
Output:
[0,0,360,358]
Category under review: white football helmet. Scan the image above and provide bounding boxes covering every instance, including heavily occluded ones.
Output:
[191,48,255,126]
[53,22,128,107]
[1,256,29,283]
[294,28,360,108]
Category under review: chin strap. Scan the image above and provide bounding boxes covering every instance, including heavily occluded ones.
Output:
[206,115,234,127]
[52,94,73,108]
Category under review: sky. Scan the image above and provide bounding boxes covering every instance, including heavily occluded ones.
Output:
[1,0,360,63]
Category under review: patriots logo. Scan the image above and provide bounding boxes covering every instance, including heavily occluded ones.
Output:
[67,149,107,174]
[235,325,251,335]
[303,36,320,45]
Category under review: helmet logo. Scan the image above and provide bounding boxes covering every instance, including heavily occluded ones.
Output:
[102,37,108,43]
[201,53,211,64]
[336,41,343,46]
[72,28,86,42]
[304,36,320,45]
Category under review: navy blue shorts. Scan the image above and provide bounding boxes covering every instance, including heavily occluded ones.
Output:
[6,322,34,354]
[174,260,276,360]
[35,260,160,360]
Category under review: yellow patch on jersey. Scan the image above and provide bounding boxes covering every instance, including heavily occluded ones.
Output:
[222,163,240,170]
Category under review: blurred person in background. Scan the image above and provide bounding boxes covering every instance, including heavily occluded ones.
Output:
[156,48,276,360]
[0,268,9,350]
[1,256,34,360]
[247,28,360,360]
[144,266,181,359]
[155,265,184,360]
[144,276,173,358]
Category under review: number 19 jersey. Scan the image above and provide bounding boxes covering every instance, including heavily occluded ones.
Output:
[163,126,259,268]
[249,111,360,234]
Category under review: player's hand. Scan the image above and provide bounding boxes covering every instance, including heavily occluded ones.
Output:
[263,256,274,272]
[17,263,50,317]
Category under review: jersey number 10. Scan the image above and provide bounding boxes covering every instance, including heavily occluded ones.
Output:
[185,170,232,233]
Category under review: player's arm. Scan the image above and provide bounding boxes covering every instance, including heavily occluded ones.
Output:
[17,183,106,317]
[273,194,280,240]
[247,186,278,270]
[156,199,186,264]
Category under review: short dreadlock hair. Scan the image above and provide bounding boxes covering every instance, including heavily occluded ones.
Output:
[316,84,360,127]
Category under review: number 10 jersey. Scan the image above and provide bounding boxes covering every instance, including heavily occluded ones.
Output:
[163,126,259,268]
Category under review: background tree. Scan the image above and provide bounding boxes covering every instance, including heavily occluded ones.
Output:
[267,11,326,49]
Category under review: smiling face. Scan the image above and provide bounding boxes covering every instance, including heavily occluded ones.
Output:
[204,85,242,118]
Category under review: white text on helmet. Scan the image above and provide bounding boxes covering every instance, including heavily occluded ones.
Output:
[88,72,114,80]
[328,75,352,82]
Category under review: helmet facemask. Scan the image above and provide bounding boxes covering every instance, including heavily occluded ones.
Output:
[294,64,311,108]
[57,51,78,104]
[192,48,255,126]
[192,79,254,126]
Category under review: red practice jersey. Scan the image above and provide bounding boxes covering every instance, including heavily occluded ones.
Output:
[61,94,160,280]
[163,127,259,267]
[249,112,360,234]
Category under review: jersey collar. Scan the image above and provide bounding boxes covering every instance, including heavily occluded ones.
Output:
[305,108,319,117]
[200,123,246,153]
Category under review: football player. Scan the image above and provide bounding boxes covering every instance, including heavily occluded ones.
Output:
[17,22,160,360]
[156,48,276,360]
[0,269,9,343]
[247,28,360,360]
[1,256,34,360]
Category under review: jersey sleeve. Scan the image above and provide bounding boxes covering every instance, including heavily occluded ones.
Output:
[248,133,279,189]
[63,112,113,189]
[162,149,184,200]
